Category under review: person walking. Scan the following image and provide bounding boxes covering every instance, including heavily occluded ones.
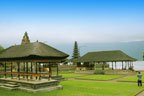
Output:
[137,71,142,86]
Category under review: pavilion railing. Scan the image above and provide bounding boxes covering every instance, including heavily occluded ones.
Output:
[0,72,49,77]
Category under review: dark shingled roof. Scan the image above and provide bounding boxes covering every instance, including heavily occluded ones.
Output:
[0,42,69,60]
[78,50,137,62]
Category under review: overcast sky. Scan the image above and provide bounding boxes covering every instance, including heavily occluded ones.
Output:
[0,0,144,47]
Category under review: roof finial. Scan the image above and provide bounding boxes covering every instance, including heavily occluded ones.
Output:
[21,31,30,44]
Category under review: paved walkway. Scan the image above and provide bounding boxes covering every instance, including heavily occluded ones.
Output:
[136,90,144,96]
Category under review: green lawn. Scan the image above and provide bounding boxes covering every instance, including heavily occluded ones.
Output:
[75,74,124,81]
[118,75,137,82]
[118,72,144,82]
[0,80,143,96]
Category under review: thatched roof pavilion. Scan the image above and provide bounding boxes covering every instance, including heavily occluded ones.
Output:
[0,32,69,91]
[78,50,136,70]
[0,41,68,79]
[79,50,136,62]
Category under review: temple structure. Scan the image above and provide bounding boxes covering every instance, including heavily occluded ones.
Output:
[71,41,80,65]
[77,50,136,71]
[0,32,69,92]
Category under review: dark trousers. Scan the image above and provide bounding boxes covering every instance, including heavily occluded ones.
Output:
[138,80,142,86]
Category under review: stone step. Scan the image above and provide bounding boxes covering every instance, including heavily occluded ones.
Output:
[7,82,17,85]
[4,84,19,87]
[0,85,18,90]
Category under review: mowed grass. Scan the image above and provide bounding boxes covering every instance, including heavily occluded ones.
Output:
[75,74,124,81]
[118,72,144,82]
[118,75,137,82]
[60,71,124,80]
[0,80,143,96]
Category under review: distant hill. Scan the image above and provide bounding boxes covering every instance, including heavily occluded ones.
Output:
[52,41,144,61]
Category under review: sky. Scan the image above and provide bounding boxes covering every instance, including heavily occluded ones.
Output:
[0,0,144,48]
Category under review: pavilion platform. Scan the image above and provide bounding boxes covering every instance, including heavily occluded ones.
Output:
[0,78,62,92]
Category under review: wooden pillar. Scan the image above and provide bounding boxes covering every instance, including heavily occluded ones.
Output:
[30,62,33,79]
[11,62,13,79]
[17,62,20,80]
[39,63,41,80]
[23,62,25,79]
[35,62,38,80]
[49,63,52,80]
[112,62,113,70]
[42,63,45,72]
[56,63,59,76]
[31,62,33,72]
[4,62,6,78]
[26,62,28,80]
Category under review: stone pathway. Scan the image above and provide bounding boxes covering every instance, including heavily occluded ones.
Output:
[136,90,144,96]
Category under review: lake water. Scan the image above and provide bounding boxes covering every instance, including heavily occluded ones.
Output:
[109,61,144,71]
